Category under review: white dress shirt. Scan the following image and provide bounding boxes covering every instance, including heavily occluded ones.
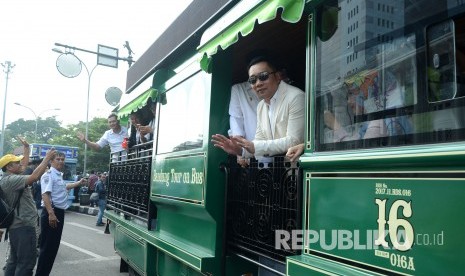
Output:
[96,126,128,153]
[229,81,260,140]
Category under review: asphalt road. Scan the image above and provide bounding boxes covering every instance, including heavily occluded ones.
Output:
[0,211,126,276]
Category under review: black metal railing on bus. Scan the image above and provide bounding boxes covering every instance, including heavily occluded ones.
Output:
[226,155,302,262]
[107,142,152,221]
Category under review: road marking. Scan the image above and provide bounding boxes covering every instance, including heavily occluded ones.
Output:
[61,241,103,258]
[65,222,105,234]
[63,256,120,265]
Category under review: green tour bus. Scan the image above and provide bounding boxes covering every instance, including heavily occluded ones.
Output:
[105,0,465,275]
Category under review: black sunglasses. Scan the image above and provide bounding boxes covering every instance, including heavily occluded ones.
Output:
[248,71,276,85]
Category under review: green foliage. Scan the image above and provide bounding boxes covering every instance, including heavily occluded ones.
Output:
[4,116,111,173]
[6,116,61,145]
[1,128,15,154]
[71,118,111,173]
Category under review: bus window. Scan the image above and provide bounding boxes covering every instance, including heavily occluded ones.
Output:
[316,0,339,42]
[315,0,465,151]
[427,20,457,101]
[63,163,76,181]
[156,70,210,154]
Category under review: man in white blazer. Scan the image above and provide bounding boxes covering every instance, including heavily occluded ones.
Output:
[212,55,305,159]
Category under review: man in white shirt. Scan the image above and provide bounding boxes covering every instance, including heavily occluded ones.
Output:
[229,81,260,140]
[228,81,260,165]
[212,55,305,159]
[77,113,128,162]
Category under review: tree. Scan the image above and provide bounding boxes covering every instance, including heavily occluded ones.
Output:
[2,117,61,154]
[1,128,15,154]
[6,116,61,144]
[65,118,111,173]
[36,117,62,143]
[4,116,111,173]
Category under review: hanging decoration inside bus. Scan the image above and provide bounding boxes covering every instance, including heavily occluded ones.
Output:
[307,176,465,275]
[151,154,205,203]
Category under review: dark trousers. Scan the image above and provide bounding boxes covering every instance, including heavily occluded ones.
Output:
[4,226,37,276]
[35,207,65,276]
[88,189,95,206]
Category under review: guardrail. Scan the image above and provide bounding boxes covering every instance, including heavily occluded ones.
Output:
[226,155,302,261]
[107,142,153,221]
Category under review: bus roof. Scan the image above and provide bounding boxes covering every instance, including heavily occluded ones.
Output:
[30,143,79,161]
[31,143,79,149]
[125,0,236,93]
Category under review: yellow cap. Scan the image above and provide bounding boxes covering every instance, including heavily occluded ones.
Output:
[0,154,24,169]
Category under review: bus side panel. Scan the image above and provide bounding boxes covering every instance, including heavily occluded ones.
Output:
[114,225,147,275]
[307,173,465,275]
[156,251,203,276]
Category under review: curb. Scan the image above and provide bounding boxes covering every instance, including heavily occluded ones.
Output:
[68,203,98,216]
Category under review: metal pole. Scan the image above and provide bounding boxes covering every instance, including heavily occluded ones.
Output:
[16,105,38,141]
[34,108,60,142]
[79,58,98,175]
[14,103,58,142]
[0,61,15,157]
[83,67,90,175]
[34,119,38,142]
[52,44,118,174]
[54,42,134,67]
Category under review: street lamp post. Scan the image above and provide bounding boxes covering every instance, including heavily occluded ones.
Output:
[52,48,97,175]
[52,42,132,174]
[77,57,97,176]
[1,61,15,157]
[14,103,60,142]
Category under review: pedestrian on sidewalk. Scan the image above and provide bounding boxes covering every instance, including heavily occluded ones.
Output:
[87,170,98,207]
[95,173,107,226]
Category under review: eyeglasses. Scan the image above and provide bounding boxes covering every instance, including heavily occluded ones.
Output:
[248,71,276,85]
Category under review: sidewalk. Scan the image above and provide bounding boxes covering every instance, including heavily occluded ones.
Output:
[68,202,98,216]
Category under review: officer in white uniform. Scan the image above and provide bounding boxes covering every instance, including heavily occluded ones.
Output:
[36,152,86,276]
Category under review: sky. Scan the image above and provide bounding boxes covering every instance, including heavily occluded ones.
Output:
[0,0,192,127]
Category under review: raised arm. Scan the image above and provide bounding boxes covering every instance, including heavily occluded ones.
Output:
[66,178,87,191]
[139,123,153,143]
[17,136,30,171]
[211,134,243,156]
[77,132,102,151]
[26,149,56,186]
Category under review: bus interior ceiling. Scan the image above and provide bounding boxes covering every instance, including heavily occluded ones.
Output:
[229,11,308,91]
